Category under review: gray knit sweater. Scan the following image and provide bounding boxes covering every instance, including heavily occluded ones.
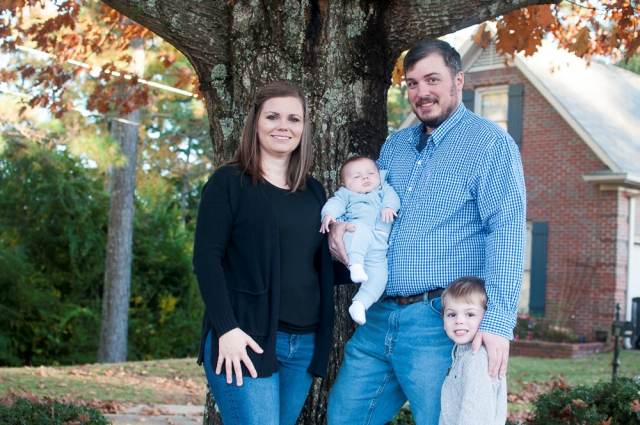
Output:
[439,344,507,425]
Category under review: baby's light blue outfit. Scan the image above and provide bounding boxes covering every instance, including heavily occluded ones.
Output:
[321,170,401,308]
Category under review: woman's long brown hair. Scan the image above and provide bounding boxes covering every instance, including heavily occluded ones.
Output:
[227,82,312,192]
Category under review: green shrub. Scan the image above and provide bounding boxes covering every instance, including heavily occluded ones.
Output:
[513,314,578,343]
[0,396,110,424]
[530,376,640,424]
[388,406,415,424]
[0,139,203,366]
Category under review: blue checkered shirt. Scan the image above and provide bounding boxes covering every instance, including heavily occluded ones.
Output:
[378,104,526,340]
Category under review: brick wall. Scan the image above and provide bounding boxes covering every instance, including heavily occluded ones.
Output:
[464,66,626,340]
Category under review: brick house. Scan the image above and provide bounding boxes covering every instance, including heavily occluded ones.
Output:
[401,38,640,341]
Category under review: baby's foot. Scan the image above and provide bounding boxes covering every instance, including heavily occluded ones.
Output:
[349,263,368,283]
[349,301,366,325]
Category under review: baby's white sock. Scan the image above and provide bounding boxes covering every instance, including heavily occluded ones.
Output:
[349,301,367,325]
[349,263,368,283]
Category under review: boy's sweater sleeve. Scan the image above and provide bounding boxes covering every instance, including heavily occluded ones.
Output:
[381,182,401,212]
[321,189,348,219]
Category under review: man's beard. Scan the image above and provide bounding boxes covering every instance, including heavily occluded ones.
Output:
[417,85,459,130]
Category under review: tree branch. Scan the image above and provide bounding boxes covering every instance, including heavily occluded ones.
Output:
[385,0,562,59]
[100,0,231,75]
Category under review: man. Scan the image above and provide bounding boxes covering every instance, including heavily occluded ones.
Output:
[326,38,526,424]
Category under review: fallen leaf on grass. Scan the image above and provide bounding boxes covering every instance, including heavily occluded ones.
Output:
[560,404,573,418]
[57,382,68,387]
[572,399,587,408]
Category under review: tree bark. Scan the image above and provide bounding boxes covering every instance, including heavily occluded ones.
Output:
[100,0,560,419]
[98,37,144,363]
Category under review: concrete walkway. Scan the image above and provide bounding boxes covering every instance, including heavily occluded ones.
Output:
[105,404,204,424]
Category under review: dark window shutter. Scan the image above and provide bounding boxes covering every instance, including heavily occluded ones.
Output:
[462,89,475,112]
[529,222,548,315]
[507,84,524,149]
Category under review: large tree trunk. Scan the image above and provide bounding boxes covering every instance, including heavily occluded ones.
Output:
[101,0,559,418]
[98,37,144,363]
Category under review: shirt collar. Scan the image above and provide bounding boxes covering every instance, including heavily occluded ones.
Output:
[419,102,468,148]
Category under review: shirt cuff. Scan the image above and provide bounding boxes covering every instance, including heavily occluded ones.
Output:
[478,308,515,340]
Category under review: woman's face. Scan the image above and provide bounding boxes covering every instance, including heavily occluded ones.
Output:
[257,96,305,160]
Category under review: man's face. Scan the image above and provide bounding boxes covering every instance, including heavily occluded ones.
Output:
[341,158,381,194]
[405,54,464,133]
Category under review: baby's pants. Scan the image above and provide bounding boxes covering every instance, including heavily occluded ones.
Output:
[343,221,389,309]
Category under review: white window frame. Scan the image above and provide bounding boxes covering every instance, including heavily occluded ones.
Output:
[474,85,509,131]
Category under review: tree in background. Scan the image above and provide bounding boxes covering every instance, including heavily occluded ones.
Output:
[618,54,640,74]
[1,1,209,363]
[0,116,205,366]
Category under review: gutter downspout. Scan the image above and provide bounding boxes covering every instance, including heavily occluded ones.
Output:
[625,193,640,348]
[627,194,639,320]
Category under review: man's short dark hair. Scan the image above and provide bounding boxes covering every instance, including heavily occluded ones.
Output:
[403,39,462,78]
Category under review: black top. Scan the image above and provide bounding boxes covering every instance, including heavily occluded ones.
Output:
[262,180,323,334]
[192,165,335,378]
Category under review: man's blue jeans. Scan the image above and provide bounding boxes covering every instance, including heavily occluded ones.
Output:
[328,295,454,425]
[203,330,315,425]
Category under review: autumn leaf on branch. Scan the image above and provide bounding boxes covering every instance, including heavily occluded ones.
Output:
[626,37,640,63]
[391,53,404,87]
[569,26,591,57]
[471,23,491,49]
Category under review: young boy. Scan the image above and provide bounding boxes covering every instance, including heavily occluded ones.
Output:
[439,276,507,425]
[320,156,400,325]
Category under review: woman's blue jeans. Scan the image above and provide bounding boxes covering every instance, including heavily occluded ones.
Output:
[203,330,315,425]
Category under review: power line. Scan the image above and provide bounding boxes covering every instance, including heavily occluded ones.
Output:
[15,45,199,99]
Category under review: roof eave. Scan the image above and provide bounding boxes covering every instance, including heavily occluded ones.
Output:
[582,172,640,192]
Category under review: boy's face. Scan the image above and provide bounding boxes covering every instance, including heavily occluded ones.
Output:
[342,159,381,194]
[443,298,485,345]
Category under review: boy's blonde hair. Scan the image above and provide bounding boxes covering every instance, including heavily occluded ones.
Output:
[441,276,487,311]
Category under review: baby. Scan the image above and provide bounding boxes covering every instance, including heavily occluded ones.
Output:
[439,276,507,425]
[320,156,400,325]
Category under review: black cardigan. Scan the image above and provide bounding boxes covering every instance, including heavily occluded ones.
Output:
[193,165,335,378]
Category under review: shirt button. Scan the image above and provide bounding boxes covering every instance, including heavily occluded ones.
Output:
[417,160,422,165]
[407,187,412,191]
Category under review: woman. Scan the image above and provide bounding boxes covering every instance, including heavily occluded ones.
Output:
[192,82,334,425]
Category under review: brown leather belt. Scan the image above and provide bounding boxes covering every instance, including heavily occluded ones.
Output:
[392,288,445,305]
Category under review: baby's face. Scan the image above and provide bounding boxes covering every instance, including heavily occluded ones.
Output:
[443,298,486,345]
[342,159,381,194]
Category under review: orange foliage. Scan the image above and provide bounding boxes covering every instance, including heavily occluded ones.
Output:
[491,1,639,63]
[0,1,196,117]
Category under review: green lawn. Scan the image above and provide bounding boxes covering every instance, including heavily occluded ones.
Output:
[2,350,640,422]
[509,350,640,393]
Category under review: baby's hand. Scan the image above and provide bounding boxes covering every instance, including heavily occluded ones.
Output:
[320,215,336,233]
[381,208,398,223]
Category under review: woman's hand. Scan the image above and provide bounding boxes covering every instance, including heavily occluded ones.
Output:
[381,208,398,223]
[216,328,264,386]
